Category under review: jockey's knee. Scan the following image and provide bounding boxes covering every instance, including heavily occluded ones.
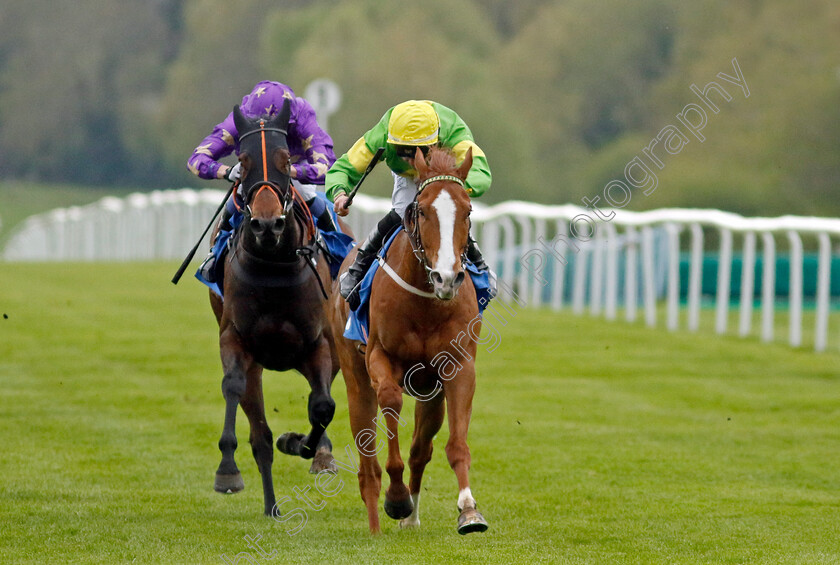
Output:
[306,193,327,217]
[293,181,318,202]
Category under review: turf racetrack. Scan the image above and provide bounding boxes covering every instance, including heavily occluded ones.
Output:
[2,262,839,564]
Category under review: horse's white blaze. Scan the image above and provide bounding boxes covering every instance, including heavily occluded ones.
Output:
[431,190,457,275]
[457,487,476,511]
[400,492,421,528]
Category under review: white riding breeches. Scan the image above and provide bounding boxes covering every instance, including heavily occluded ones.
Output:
[392,172,419,219]
[292,180,318,201]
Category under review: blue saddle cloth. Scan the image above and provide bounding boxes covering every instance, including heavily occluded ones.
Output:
[343,227,492,344]
[195,192,354,299]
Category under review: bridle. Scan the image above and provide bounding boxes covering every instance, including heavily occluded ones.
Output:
[238,118,292,215]
[237,118,314,237]
[405,174,471,283]
[233,118,326,297]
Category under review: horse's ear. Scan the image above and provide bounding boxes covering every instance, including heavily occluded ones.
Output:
[233,104,248,135]
[413,147,428,176]
[457,147,473,181]
[275,98,292,130]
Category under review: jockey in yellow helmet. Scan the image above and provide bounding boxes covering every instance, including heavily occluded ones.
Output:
[326,100,495,309]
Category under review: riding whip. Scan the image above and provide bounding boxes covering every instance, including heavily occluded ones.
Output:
[171,182,237,285]
[345,146,385,206]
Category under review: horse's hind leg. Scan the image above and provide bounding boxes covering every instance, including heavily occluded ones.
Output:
[214,330,255,495]
[400,392,445,529]
[239,366,276,515]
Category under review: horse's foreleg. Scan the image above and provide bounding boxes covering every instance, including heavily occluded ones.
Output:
[400,392,445,529]
[368,349,412,521]
[278,335,336,470]
[305,336,337,460]
[443,369,488,534]
[215,329,254,495]
[239,366,276,515]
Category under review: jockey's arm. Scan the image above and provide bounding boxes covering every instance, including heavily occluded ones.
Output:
[325,135,383,202]
[452,139,491,197]
[435,102,492,197]
[291,98,336,185]
[186,114,238,180]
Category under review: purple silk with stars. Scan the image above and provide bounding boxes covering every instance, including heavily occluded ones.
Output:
[187,80,336,184]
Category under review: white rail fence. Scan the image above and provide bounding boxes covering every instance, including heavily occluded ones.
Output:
[4,189,839,352]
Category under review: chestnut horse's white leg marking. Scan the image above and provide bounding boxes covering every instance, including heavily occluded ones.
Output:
[458,487,476,511]
[431,190,457,275]
[399,492,421,528]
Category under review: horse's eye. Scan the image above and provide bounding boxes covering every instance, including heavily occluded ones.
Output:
[418,208,425,218]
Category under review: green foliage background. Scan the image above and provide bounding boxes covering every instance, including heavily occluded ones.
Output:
[1,0,838,215]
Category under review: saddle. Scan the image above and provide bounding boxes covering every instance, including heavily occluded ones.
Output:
[343,227,492,344]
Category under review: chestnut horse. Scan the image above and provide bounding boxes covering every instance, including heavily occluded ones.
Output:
[210,100,343,516]
[329,147,489,534]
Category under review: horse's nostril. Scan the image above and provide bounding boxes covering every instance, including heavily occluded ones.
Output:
[250,218,261,230]
[273,218,285,232]
[431,271,444,285]
[454,271,466,286]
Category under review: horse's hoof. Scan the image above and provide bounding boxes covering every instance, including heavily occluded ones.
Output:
[309,448,337,474]
[384,497,414,520]
[276,432,304,456]
[399,516,420,529]
[214,472,244,494]
[457,507,488,535]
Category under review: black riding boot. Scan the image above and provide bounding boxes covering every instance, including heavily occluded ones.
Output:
[198,204,235,283]
[305,197,339,233]
[467,235,498,298]
[340,209,402,309]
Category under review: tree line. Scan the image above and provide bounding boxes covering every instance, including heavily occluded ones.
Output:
[1,0,837,216]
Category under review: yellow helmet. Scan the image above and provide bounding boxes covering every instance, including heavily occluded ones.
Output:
[387,100,439,146]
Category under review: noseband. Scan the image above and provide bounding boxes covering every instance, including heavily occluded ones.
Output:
[243,183,293,224]
[406,175,470,281]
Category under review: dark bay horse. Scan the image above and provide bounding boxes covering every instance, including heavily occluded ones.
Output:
[329,147,489,534]
[210,100,342,516]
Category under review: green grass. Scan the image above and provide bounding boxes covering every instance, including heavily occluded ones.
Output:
[1,262,840,564]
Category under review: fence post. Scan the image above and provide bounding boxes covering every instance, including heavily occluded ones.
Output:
[738,231,757,337]
[715,228,733,335]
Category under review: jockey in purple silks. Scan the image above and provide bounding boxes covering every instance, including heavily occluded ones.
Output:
[187,80,338,283]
